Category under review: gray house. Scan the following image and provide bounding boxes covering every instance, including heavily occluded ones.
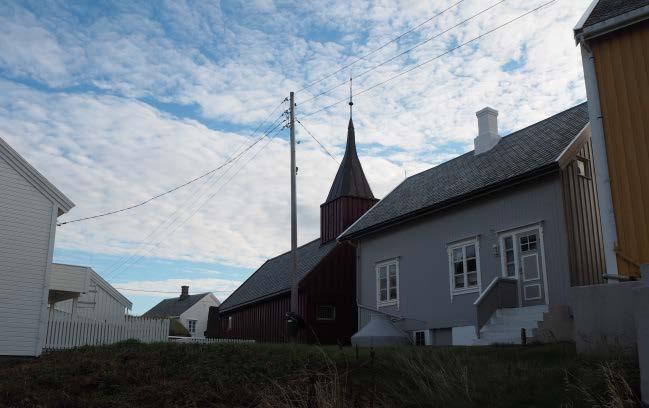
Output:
[340,103,605,345]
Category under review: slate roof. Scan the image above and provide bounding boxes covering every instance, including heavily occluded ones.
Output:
[340,103,589,240]
[325,118,375,203]
[219,238,338,312]
[583,0,649,28]
[143,293,212,318]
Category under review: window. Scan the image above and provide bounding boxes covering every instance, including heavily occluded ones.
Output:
[448,240,480,294]
[414,331,426,346]
[575,157,590,178]
[316,305,336,321]
[504,236,516,277]
[519,233,537,253]
[188,319,197,334]
[227,316,232,331]
[376,259,399,306]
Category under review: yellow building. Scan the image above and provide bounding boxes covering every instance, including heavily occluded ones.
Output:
[575,0,649,277]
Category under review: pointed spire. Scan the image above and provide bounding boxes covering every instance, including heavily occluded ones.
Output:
[349,73,354,119]
[324,102,374,203]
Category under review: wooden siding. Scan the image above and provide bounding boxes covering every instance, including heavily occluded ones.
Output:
[560,138,606,286]
[0,155,55,356]
[298,243,357,345]
[179,294,219,338]
[207,244,358,344]
[320,196,378,244]
[212,294,291,343]
[592,19,649,276]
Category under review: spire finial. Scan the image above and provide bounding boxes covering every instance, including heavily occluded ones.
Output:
[348,72,353,119]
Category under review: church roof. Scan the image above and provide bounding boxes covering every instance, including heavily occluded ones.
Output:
[325,118,375,203]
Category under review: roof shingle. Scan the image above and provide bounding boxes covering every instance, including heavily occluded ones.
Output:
[143,293,212,318]
[340,103,589,240]
[219,239,338,312]
[583,0,649,28]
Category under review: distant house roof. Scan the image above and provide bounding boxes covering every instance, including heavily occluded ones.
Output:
[143,293,213,318]
[339,103,589,241]
[219,238,338,312]
[325,118,375,203]
[0,136,74,215]
[575,0,649,41]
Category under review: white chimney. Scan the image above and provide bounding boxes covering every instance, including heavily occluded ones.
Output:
[474,107,500,155]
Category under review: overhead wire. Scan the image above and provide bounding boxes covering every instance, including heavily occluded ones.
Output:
[58,98,288,226]
[295,118,340,164]
[114,287,234,294]
[99,103,288,281]
[296,0,466,93]
[298,0,507,106]
[103,120,285,281]
[104,123,286,282]
[302,0,558,119]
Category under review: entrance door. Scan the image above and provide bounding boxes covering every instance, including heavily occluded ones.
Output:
[500,227,546,307]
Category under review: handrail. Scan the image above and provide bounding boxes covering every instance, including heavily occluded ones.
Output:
[474,277,517,306]
[474,276,518,338]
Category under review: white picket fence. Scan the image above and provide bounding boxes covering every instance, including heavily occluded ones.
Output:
[168,336,255,344]
[44,310,170,350]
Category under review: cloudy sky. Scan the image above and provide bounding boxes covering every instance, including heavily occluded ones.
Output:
[1,0,591,314]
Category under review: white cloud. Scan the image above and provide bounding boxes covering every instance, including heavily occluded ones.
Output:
[0,0,593,276]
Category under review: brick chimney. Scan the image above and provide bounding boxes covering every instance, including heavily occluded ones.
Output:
[180,285,189,300]
[474,107,500,155]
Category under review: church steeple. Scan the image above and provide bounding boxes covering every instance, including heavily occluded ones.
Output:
[320,90,378,244]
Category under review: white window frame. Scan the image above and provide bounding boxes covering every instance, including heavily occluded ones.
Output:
[188,319,197,334]
[227,316,232,331]
[376,258,399,308]
[447,238,481,299]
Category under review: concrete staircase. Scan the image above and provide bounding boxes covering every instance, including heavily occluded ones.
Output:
[474,305,548,345]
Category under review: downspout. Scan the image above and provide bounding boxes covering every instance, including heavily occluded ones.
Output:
[579,41,619,276]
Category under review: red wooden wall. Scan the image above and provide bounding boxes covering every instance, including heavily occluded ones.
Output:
[207,243,358,345]
[320,196,378,244]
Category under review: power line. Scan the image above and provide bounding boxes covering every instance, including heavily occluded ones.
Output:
[103,122,285,282]
[298,0,506,106]
[302,0,557,119]
[295,118,340,164]
[114,287,234,294]
[58,98,288,226]
[296,0,466,93]
[104,125,285,282]
[99,108,288,281]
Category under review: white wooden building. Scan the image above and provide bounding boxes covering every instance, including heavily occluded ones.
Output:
[143,286,219,338]
[0,136,74,357]
[49,263,132,320]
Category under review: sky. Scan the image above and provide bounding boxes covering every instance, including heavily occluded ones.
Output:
[0,0,592,314]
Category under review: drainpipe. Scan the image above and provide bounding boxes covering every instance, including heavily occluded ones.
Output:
[579,42,619,277]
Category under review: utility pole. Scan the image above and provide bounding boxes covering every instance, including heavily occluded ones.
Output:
[289,91,299,321]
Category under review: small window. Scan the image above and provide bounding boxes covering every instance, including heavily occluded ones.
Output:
[227,316,232,331]
[575,158,590,178]
[376,259,399,306]
[188,319,197,334]
[414,331,426,346]
[520,234,537,252]
[316,305,336,321]
[504,236,516,277]
[448,240,480,295]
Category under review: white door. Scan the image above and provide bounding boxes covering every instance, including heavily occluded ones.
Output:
[500,227,546,307]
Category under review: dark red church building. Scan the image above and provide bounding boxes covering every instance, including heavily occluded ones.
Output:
[205,115,377,344]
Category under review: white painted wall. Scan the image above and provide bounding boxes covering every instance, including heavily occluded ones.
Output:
[0,155,56,356]
[179,294,219,338]
[51,264,130,320]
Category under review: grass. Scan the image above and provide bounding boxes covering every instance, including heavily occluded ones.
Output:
[0,341,641,407]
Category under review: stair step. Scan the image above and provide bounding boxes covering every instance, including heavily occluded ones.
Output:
[474,306,548,345]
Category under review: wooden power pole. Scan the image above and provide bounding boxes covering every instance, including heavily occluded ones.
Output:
[289,92,298,319]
